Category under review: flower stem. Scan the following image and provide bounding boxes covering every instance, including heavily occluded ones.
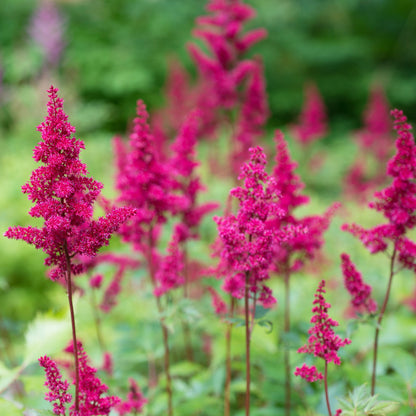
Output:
[244,272,251,416]
[64,243,79,412]
[225,297,235,416]
[181,244,194,362]
[324,361,332,416]
[371,243,397,395]
[147,234,173,416]
[283,264,291,416]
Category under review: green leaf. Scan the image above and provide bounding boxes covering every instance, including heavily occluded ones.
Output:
[23,311,70,366]
[257,319,273,334]
[254,304,270,320]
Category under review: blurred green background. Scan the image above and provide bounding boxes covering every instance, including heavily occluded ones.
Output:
[1,0,416,327]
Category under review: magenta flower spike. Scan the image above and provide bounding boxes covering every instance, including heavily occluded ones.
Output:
[116,378,147,415]
[340,253,377,315]
[295,280,350,416]
[215,146,282,308]
[343,109,416,394]
[291,83,327,146]
[115,100,183,252]
[5,86,135,280]
[65,341,120,416]
[39,356,72,415]
[5,86,134,414]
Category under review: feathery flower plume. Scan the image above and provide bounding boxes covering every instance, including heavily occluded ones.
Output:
[5,86,133,414]
[189,0,269,174]
[28,0,65,68]
[116,378,147,415]
[343,109,416,394]
[65,341,120,416]
[5,86,136,281]
[291,83,327,146]
[295,280,350,416]
[115,100,184,252]
[39,356,72,415]
[215,146,282,307]
[340,253,377,315]
[345,85,393,201]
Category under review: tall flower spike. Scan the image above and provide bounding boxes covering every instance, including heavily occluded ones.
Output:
[295,280,351,381]
[115,100,184,252]
[39,356,72,415]
[291,83,327,146]
[214,146,283,307]
[66,341,120,416]
[5,86,135,281]
[343,110,416,271]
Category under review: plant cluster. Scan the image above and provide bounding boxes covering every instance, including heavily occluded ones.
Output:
[1,1,415,416]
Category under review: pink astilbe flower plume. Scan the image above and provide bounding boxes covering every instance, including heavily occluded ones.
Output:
[343,110,416,270]
[270,130,339,274]
[65,341,120,416]
[345,85,394,201]
[114,100,184,252]
[215,146,283,307]
[188,0,269,174]
[169,110,219,243]
[39,356,72,415]
[291,83,327,147]
[341,253,377,315]
[116,378,147,415]
[4,86,135,280]
[154,232,185,297]
[295,280,351,381]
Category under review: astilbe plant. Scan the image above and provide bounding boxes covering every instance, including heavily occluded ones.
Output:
[214,146,284,416]
[5,86,134,414]
[188,0,269,174]
[295,280,350,416]
[340,253,377,317]
[342,109,416,394]
[270,129,339,415]
[291,82,327,147]
[344,85,393,202]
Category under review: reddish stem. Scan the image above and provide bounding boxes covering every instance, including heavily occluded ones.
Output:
[283,264,291,416]
[371,243,397,395]
[324,361,332,416]
[147,233,173,416]
[64,243,80,412]
[244,271,251,416]
[225,297,235,416]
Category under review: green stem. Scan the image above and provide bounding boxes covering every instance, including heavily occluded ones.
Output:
[371,243,397,395]
[147,233,173,416]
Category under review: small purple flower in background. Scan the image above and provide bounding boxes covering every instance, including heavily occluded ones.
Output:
[341,253,377,315]
[295,280,351,380]
[28,0,65,68]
